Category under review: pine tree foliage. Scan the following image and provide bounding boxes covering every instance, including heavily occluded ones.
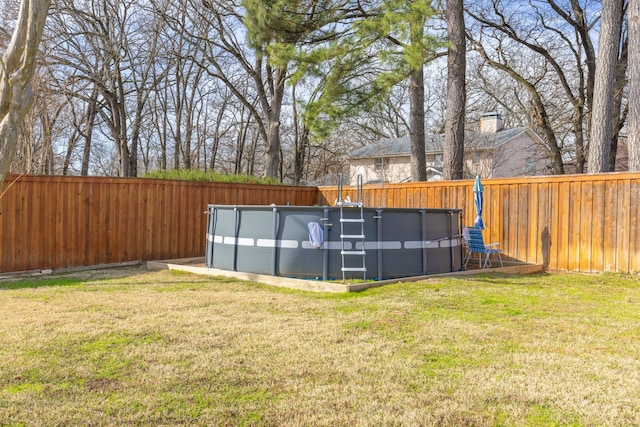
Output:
[241,0,442,142]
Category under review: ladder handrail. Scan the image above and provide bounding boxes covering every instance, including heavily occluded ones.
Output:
[337,173,364,207]
[338,173,366,281]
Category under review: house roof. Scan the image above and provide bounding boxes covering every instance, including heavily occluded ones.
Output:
[350,127,534,159]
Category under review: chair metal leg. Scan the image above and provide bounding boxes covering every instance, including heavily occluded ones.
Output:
[464,249,502,269]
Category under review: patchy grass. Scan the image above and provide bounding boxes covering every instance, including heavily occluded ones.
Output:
[1,268,639,426]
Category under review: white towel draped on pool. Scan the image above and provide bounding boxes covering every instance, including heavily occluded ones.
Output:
[307,222,324,249]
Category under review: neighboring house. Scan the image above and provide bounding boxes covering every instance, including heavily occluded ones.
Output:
[349,112,551,184]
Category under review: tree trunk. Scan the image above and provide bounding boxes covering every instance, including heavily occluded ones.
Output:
[210,105,226,172]
[608,38,628,171]
[531,98,565,174]
[106,93,131,177]
[409,68,426,182]
[63,128,79,175]
[588,0,624,173]
[572,110,587,173]
[174,67,183,170]
[247,132,259,176]
[264,117,281,179]
[0,0,51,188]
[407,10,427,183]
[158,79,169,170]
[569,0,597,116]
[81,86,99,176]
[291,83,309,185]
[39,109,54,174]
[630,0,640,171]
[262,69,286,179]
[443,0,466,180]
[128,87,149,178]
[294,127,310,185]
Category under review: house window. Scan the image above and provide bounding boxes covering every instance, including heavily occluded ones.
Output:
[434,154,442,168]
[472,151,480,165]
[525,156,536,175]
[374,158,389,171]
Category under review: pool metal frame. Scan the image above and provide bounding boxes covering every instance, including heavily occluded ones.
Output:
[205,204,463,281]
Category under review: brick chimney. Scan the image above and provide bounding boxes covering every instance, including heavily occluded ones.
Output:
[480,112,503,133]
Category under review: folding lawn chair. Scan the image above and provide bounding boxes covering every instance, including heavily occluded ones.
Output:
[462,226,503,269]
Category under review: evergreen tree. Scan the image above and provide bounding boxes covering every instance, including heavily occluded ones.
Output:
[242,0,354,178]
[298,0,442,181]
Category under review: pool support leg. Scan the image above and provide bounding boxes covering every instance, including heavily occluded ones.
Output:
[421,209,428,275]
[233,206,239,272]
[322,207,330,280]
[271,206,279,276]
[375,208,383,280]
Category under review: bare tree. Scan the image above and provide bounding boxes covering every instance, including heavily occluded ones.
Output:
[152,5,207,171]
[469,37,565,174]
[8,68,68,175]
[47,0,162,177]
[0,0,51,188]
[288,82,311,184]
[466,1,628,174]
[589,0,625,173]
[467,2,563,174]
[153,0,281,178]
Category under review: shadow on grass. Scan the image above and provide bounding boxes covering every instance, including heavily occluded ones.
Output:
[0,266,148,291]
[453,271,554,286]
[0,276,88,290]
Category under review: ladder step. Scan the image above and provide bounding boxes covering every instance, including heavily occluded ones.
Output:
[340,218,365,223]
[341,267,367,272]
[341,234,365,239]
[339,202,363,207]
[341,250,366,256]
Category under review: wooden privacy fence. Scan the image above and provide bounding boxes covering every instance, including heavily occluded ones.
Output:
[318,172,640,274]
[0,175,317,273]
[1,172,639,274]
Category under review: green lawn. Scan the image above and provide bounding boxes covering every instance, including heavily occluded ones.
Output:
[1,268,639,426]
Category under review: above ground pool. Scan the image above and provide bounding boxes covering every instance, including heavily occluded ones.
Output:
[205,204,463,281]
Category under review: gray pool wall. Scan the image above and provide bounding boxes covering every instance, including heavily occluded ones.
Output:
[205,205,463,280]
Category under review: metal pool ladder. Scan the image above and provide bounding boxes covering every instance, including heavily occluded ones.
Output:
[337,174,366,281]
